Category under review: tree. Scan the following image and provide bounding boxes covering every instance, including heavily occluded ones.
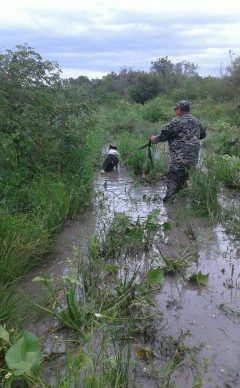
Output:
[0,44,93,173]
[174,61,198,78]
[226,55,240,86]
[128,71,162,104]
[150,56,174,77]
[0,43,61,88]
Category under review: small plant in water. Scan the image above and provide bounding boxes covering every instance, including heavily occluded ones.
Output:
[100,209,160,258]
[189,271,209,286]
[186,167,220,221]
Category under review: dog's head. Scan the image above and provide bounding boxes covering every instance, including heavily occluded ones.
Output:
[109,144,117,150]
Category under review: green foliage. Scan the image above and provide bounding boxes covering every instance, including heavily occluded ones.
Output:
[161,256,189,274]
[0,44,103,296]
[5,330,41,376]
[226,53,240,101]
[205,155,240,188]
[0,214,50,285]
[97,99,142,136]
[146,267,164,286]
[0,326,10,344]
[100,210,160,258]
[223,208,240,238]
[0,290,17,324]
[27,175,71,230]
[128,71,162,104]
[117,132,166,181]
[0,326,43,386]
[203,128,240,158]
[189,271,209,286]
[186,168,220,220]
[0,43,61,89]
[151,57,198,79]
[141,97,173,123]
[191,98,232,128]
[171,77,230,102]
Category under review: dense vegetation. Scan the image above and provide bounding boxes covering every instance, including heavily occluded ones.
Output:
[0,44,104,318]
[0,44,240,386]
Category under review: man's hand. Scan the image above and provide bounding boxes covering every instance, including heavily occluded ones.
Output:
[149,135,158,144]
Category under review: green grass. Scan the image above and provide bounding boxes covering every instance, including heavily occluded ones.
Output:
[26,213,163,385]
[0,214,50,285]
[185,167,220,220]
[0,289,17,324]
[204,155,240,188]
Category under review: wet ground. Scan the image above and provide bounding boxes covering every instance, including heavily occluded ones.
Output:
[21,166,240,387]
[95,168,240,387]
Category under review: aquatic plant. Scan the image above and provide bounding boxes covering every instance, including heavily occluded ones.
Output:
[185,167,220,220]
[0,325,45,387]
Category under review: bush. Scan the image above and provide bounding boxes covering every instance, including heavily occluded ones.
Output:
[141,97,173,123]
[203,129,240,158]
[128,71,162,104]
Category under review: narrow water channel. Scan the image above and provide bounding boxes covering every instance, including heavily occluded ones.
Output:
[21,166,240,387]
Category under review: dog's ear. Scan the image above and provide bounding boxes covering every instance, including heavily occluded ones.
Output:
[110,144,117,150]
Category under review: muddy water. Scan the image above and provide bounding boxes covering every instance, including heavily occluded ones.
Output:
[94,168,240,387]
[21,166,240,387]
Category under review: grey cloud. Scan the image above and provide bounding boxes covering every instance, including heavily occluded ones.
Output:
[1,8,239,77]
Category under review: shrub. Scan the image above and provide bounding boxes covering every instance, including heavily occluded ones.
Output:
[141,97,173,123]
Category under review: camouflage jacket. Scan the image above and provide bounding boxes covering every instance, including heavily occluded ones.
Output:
[156,113,206,165]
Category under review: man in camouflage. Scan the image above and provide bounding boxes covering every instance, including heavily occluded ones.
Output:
[149,100,206,202]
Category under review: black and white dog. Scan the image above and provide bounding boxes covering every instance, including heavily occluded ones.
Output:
[102,145,119,172]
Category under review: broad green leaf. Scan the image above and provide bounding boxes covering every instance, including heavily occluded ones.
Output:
[189,271,209,286]
[146,267,164,286]
[163,222,171,231]
[0,325,10,344]
[5,330,41,376]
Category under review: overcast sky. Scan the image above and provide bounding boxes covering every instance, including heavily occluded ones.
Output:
[1,0,240,79]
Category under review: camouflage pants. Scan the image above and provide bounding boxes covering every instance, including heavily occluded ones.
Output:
[165,163,194,198]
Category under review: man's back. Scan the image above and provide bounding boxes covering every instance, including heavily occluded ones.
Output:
[149,100,206,201]
[167,113,205,165]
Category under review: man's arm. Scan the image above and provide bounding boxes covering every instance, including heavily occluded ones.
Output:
[150,120,180,144]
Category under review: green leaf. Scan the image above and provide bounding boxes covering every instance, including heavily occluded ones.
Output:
[5,330,41,376]
[104,264,119,274]
[146,267,164,286]
[32,276,52,284]
[189,271,209,286]
[0,325,10,344]
[60,275,81,285]
[163,222,171,231]
[148,209,160,219]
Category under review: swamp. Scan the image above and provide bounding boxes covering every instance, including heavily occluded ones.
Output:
[0,45,240,387]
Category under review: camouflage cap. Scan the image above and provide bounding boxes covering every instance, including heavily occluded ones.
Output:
[175,100,190,112]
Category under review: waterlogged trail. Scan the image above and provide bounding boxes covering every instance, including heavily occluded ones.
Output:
[94,167,240,387]
[21,166,240,387]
